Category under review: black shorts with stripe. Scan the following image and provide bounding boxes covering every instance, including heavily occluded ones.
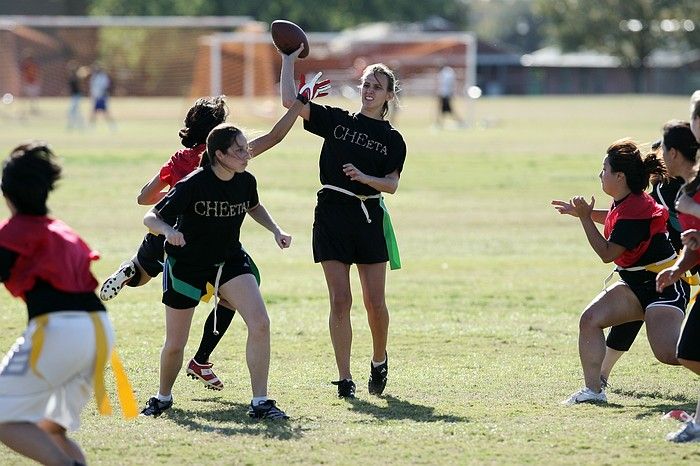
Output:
[312,199,387,265]
[162,249,255,310]
[618,270,689,314]
[677,298,700,361]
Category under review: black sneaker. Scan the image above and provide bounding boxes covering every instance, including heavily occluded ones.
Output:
[247,399,289,420]
[368,353,388,395]
[331,379,356,398]
[140,397,172,417]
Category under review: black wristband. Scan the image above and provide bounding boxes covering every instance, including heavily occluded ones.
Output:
[296,93,309,105]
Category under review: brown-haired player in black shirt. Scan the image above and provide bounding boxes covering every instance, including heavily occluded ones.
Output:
[280,46,407,398]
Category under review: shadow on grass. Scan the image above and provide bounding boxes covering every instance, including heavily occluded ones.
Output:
[345,394,469,423]
[631,401,698,420]
[609,387,692,404]
[162,397,307,440]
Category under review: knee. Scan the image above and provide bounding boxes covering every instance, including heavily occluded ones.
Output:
[654,350,679,365]
[329,292,352,315]
[246,311,270,337]
[162,340,185,357]
[365,299,388,320]
[578,309,599,331]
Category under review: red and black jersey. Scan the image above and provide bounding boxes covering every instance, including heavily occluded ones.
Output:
[159,144,206,188]
[678,190,700,233]
[0,215,104,318]
[0,215,100,298]
[604,192,673,268]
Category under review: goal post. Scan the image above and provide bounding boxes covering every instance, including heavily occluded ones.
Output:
[199,28,477,100]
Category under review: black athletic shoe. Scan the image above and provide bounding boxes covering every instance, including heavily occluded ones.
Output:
[140,397,172,417]
[368,353,388,395]
[331,379,356,398]
[247,399,289,420]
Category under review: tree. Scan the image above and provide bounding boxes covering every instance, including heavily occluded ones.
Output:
[89,0,469,32]
[535,0,700,92]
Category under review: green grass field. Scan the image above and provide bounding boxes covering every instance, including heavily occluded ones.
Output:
[1,95,699,465]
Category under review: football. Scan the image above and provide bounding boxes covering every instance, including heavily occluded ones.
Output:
[270,20,309,58]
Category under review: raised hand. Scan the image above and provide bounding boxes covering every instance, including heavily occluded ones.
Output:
[297,71,331,104]
[551,199,578,217]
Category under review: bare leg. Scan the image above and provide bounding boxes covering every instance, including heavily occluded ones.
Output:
[38,420,86,464]
[130,256,153,286]
[644,306,683,365]
[0,422,75,466]
[600,348,625,381]
[357,262,389,362]
[578,282,645,392]
[218,274,270,397]
[321,261,353,380]
[159,306,195,397]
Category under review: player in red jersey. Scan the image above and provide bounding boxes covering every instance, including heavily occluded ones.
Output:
[99,96,239,391]
[654,118,700,442]
[553,138,689,406]
[0,142,120,465]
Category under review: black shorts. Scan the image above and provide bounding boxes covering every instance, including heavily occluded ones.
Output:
[618,271,689,314]
[137,233,166,278]
[440,96,452,113]
[312,199,387,265]
[606,320,644,351]
[677,298,700,361]
[162,249,255,309]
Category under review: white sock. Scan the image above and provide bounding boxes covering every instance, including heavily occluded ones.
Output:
[372,358,386,368]
[156,393,172,402]
[252,396,268,406]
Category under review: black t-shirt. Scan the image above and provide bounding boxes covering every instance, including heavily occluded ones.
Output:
[155,166,259,266]
[650,177,683,250]
[304,103,406,201]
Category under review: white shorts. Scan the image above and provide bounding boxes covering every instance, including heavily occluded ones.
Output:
[0,311,114,431]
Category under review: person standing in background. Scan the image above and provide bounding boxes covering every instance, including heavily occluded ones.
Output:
[19,51,41,116]
[436,65,464,128]
[67,62,86,130]
[89,63,116,130]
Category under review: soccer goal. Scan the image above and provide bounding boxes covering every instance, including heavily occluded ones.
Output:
[196,25,477,99]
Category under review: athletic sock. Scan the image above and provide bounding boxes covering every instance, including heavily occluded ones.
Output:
[372,357,386,367]
[156,393,172,402]
[126,265,142,287]
[193,304,236,363]
[252,396,268,406]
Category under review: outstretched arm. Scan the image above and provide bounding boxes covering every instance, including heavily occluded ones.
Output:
[656,245,700,291]
[280,46,311,120]
[251,64,329,158]
[137,173,169,205]
[552,199,607,224]
[247,203,292,249]
[248,99,306,157]
[571,196,625,263]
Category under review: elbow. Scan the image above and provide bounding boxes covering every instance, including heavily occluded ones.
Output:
[281,98,295,109]
[136,195,149,206]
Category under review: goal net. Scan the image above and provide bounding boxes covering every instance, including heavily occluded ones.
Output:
[195,25,476,99]
[0,17,475,102]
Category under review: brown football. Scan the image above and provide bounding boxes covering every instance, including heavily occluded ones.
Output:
[271,20,309,58]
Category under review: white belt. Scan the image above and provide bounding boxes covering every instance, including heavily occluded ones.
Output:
[322,184,381,223]
[211,263,224,335]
